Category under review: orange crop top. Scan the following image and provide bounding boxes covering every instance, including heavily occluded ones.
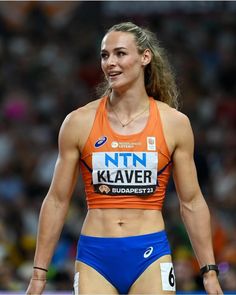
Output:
[80,96,172,210]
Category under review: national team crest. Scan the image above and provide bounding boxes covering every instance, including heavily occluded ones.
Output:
[147,137,156,151]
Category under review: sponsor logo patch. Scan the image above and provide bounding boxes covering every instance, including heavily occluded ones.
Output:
[111,141,119,148]
[143,246,154,258]
[111,141,141,149]
[98,184,110,194]
[95,136,107,148]
[92,151,158,196]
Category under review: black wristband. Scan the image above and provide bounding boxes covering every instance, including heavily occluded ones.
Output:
[33,266,48,272]
[200,264,219,277]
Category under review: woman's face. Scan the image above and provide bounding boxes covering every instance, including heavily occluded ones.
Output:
[101,31,148,92]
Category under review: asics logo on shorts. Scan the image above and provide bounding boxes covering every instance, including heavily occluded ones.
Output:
[143,246,154,258]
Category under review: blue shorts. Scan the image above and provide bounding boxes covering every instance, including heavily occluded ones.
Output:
[76,230,171,294]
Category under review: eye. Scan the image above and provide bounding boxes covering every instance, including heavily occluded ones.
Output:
[100,52,108,60]
[117,51,126,57]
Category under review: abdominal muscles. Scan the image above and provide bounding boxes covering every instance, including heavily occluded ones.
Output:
[81,208,165,237]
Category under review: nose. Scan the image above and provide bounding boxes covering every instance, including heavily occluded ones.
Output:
[106,54,117,67]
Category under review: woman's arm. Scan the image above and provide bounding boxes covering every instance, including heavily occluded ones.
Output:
[26,111,80,294]
[172,113,223,294]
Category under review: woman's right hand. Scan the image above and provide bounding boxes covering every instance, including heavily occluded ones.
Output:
[26,278,47,295]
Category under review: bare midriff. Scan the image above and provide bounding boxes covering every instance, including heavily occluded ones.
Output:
[81,208,165,237]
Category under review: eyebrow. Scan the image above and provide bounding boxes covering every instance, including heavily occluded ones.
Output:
[101,47,127,53]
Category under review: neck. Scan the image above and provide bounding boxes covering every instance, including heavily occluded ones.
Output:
[107,92,150,129]
[109,89,149,114]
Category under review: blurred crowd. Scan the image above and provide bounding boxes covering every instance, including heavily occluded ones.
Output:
[0,2,235,293]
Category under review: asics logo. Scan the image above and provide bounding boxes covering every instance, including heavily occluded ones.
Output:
[95,136,107,148]
[143,246,154,258]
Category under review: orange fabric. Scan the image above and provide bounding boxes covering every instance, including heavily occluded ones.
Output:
[80,96,172,210]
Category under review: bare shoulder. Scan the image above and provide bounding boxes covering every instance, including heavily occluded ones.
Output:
[155,101,193,153]
[156,100,188,121]
[60,98,102,150]
[156,100,191,131]
[66,98,101,124]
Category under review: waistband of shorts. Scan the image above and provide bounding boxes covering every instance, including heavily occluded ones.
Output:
[79,230,168,245]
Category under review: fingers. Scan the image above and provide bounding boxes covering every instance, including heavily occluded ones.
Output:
[26,278,46,295]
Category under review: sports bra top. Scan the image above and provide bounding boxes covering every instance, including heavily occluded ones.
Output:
[79,96,172,210]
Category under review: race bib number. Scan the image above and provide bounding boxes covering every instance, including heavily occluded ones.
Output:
[160,262,176,291]
[92,152,158,196]
[73,272,79,295]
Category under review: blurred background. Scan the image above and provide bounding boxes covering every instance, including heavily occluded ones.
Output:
[0,1,235,293]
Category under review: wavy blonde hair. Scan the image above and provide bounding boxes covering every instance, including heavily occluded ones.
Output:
[97,22,179,109]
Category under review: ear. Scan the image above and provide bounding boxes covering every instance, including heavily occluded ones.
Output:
[141,49,152,66]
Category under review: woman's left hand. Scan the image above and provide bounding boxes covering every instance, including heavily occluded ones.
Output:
[203,271,223,294]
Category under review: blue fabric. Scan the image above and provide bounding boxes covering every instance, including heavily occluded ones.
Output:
[76,230,171,294]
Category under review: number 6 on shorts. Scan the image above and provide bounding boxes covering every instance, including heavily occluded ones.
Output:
[160,262,176,291]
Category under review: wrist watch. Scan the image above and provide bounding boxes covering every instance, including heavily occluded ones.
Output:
[200,264,219,277]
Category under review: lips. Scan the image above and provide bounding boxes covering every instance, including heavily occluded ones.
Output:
[108,71,122,77]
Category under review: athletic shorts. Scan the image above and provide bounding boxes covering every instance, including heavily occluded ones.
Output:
[75,230,173,294]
